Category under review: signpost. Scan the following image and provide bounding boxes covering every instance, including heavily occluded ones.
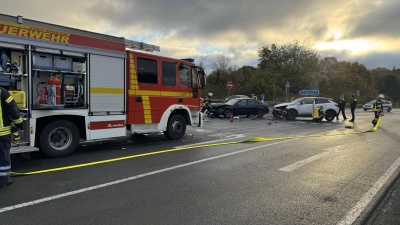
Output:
[227,81,233,89]
[299,90,319,96]
[285,81,290,102]
[227,81,233,96]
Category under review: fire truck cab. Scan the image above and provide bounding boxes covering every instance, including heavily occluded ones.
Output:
[0,14,206,157]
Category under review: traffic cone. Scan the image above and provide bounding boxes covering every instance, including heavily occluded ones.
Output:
[230,113,233,122]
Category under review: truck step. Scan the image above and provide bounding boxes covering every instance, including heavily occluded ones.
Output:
[11,144,39,154]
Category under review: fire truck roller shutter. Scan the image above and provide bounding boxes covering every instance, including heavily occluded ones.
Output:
[89,54,125,113]
[88,54,126,140]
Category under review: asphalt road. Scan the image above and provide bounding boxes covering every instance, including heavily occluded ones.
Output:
[1,108,400,225]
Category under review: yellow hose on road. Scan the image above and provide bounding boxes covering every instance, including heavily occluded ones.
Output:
[11,116,382,176]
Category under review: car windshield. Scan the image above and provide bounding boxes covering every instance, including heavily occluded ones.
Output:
[291,98,306,103]
[225,99,240,105]
[367,100,375,104]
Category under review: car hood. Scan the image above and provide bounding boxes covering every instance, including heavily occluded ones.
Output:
[274,102,291,108]
[213,103,230,108]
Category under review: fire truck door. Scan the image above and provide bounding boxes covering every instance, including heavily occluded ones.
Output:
[89,54,126,139]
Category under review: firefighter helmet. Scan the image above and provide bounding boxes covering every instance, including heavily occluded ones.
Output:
[208,93,213,97]
[378,94,384,99]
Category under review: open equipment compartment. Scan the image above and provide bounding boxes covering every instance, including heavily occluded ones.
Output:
[31,47,87,109]
[0,41,29,142]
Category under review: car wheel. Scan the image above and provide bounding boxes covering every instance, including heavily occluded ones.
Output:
[324,110,335,121]
[287,109,297,120]
[387,107,392,112]
[256,109,265,118]
[364,109,367,111]
[223,109,231,118]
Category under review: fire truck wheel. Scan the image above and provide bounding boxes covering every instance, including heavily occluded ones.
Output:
[40,120,80,157]
[164,114,186,140]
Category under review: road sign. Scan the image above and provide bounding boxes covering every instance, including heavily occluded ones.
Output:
[286,81,290,88]
[299,90,319,96]
[227,81,233,89]
[356,90,360,97]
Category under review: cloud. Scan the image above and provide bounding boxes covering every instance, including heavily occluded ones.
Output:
[348,0,400,38]
[2,0,400,73]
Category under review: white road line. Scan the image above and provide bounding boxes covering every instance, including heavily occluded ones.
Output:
[278,145,346,172]
[0,128,340,214]
[0,139,295,214]
[173,134,246,148]
[337,156,400,225]
[212,123,291,133]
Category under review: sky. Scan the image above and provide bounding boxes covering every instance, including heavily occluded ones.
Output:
[2,0,400,73]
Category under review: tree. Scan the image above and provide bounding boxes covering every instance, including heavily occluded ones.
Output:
[371,67,400,101]
[257,39,320,94]
[320,61,378,102]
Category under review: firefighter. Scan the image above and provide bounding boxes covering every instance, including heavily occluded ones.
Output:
[371,94,384,126]
[336,95,347,120]
[201,93,212,116]
[0,87,24,188]
[312,106,324,123]
[349,94,357,122]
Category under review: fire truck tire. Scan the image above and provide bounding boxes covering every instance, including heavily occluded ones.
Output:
[40,120,80,157]
[164,114,186,140]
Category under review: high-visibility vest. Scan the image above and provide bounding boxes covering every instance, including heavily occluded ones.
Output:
[313,108,323,119]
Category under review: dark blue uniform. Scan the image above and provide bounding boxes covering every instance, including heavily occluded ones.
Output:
[0,87,24,188]
[337,97,347,120]
[349,95,357,122]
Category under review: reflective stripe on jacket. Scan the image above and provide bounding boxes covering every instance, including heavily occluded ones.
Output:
[0,87,24,138]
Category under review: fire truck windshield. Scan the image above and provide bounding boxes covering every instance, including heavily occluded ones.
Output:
[196,66,206,89]
[179,64,206,89]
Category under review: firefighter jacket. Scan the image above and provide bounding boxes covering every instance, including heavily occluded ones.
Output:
[350,97,357,109]
[338,98,346,108]
[0,87,24,140]
[373,98,383,112]
[204,98,211,107]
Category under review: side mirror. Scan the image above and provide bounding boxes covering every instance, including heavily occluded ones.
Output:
[195,66,206,88]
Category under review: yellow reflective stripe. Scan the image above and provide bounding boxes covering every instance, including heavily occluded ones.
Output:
[5,96,13,104]
[90,87,124,94]
[0,126,11,131]
[12,117,23,124]
[128,89,192,97]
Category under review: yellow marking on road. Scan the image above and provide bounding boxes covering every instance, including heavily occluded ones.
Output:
[11,116,383,177]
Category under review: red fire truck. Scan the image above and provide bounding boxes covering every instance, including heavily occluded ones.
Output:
[0,14,206,157]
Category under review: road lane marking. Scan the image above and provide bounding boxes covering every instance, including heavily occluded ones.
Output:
[337,156,400,225]
[278,145,346,172]
[2,129,343,214]
[173,134,246,148]
[1,139,297,214]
